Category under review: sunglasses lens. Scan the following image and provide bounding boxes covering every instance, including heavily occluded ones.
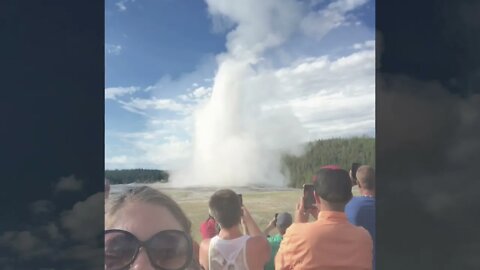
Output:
[105,231,138,270]
[147,231,192,270]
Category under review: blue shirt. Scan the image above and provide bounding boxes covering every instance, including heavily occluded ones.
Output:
[346,196,375,269]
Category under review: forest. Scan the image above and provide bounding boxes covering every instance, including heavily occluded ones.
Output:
[105,137,374,186]
[105,169,169,184]
[282,137,375,188]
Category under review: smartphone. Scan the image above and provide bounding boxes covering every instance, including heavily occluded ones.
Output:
[237,194,243,205]
[351,163,361,180]
[303,184,316,209]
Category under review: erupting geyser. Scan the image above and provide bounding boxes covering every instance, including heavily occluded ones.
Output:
[171,0,307,187]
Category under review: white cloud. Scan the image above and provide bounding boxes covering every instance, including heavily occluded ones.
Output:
[29,200,55,216]
[60,193,104,243]
[192,86,212,99]
[106,129,192,170]
[107,58,215,115]
[55,175,83,192]
[106,45,374,170]
[353,39,375,50]
[105,155,128,166]
[117,2,126,11]
[0,231,40,254]
[206,0,303,58]
[43,222,62,240]
[58,244,103,269]
[106,44,123,55]
[301,0,369,39]
[119,97,190,114]
[285,50,374,139]
[178,86,213,103]
[105,0,374,172]
[105,86,139,100]
[115,0,136,12]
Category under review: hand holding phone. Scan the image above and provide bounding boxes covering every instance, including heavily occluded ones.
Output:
[237,194,243,205]
[303,184,316,210]
[351,163,361,180]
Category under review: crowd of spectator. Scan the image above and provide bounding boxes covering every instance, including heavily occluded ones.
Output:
[105,164,375,270]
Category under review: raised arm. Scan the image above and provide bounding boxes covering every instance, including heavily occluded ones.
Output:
[263,217,276,236]
[241,206,263,237]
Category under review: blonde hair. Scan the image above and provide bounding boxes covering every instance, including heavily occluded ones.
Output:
[105,185,192,233]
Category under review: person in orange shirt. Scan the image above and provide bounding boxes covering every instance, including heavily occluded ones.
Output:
[275,166,373,270]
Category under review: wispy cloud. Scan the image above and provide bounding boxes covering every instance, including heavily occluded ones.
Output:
[0,172,103,269]
[275,49,375,139]
[60,193,103,242]
[353,39,375,50]
[106,44,374,169]
[105,136,192,170]
[105,0,374,170]
[111,83,212,116]
[0,231,40,254]
[54,175,83,193]
[119,97,190,114]
[105,155,129,166]
[105,86,139,100]
[29,200,55,216]
[106,44,123,55]
[301,0,369,39]
[115,0,136,12]
[179,86,213,102]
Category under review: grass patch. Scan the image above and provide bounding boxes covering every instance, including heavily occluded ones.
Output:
[157,185,361,242]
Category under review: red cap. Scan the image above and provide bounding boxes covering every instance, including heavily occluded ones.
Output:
[320,165,342,170]
[200,218,217,239]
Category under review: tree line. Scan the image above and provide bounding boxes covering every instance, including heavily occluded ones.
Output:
[282,136,375,188]
[105,169,169,184]
[105,137,374,186]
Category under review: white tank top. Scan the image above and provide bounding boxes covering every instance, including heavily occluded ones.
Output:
[208,235,250,270]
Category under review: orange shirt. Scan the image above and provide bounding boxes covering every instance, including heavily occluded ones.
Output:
[275,211,373,270]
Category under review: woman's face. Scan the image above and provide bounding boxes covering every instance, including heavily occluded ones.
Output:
[107,201,184,270]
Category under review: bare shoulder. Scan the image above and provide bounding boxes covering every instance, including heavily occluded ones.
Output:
[200,238,211,251]
[199,238,212,270]
[246,235,271,264]
[248,235,270,253]
[248,235,268,244]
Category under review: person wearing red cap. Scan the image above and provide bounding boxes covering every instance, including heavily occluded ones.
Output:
[312,165,342,184]
[275,167,373,270]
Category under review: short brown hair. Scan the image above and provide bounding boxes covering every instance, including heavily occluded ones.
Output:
[356,165,375,190]
[314,168,352,203]
[208,189,242,229]
[105,186,191,233]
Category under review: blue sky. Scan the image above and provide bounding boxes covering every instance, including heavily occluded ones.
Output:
[105,0,376,170]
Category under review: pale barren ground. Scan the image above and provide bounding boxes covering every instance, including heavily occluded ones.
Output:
[111,183,360,242]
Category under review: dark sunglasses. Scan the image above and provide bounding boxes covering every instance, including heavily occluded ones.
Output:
[105,229,193,270]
